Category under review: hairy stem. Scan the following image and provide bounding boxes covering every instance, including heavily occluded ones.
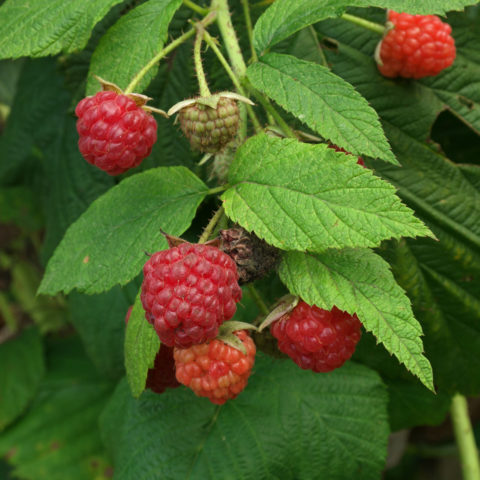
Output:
[451,394,480,480]
[341,13,385,35]
[202,30,262,132]
[194,27,211,96]
[183,0,209,15]
[198,206,225,244]
[241,0,258,62]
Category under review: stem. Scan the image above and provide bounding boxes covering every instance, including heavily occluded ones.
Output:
[451,394,480,480]
[194,28,211,96]
[341,13,385,35]
[241,0,258,62]
[308,26,328,68]
[0,292,17,332]
[183,0,209,15]
[202,30,262,133]
[247,284,269,316]
[211,0,247,78]
[198,206,225,244]
[208,184,229,195]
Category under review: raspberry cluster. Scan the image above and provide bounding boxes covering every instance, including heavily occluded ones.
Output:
[270,301,362,373]
[141,242,242,348]
[174,330,256,404]
[75,90,157,175]
[377,11,456,79]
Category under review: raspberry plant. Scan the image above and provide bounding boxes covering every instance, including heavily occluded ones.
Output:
[0,1,480,479]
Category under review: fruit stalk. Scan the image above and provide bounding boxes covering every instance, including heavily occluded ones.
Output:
[341,13,385,35]
[240,0,258,62]
[451,394,480,480]
[198,206,225,244]
[193,27,212,97]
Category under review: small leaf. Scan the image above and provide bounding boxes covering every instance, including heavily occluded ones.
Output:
[279,249,434,390]
[0,0,123,59]
[39,167,208,295]
[247,53,397,164]
[87,0,182,95]
[0,328,45,431]
[125,293,160,398]
[222,135,432,253]
[101,357,389,480]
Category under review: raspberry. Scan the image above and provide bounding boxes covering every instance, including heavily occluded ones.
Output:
[174,330,256,404]
[270,301,362,373]
[179,96,239,153]
[75,90,157,175]
[141,242,242,348]
[377,11,456,79]
[328,144,365,167]
[146,345,181,394]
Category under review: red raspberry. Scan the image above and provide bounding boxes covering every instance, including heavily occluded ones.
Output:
[377,11,456,79]
[174,330,256,404]
[328,144,365,167]
[146,345,181,394]
[270,301,362,373]
[75,90,157,175]
[141,242,242,348]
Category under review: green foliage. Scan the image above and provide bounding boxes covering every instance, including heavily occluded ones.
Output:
[222,135,431,252]
[39,167,208,295]
[0,328,45,431]
[87,0,183,94]
[102,358,388,480]
[247,54,397,163]
[0,0,123,59]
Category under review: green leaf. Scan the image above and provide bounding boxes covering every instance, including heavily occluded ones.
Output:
[87,0,183,95]
[222,135,431,253]
[253,0,478,53]
[124,292,160,398]
[0,0,123,59]
[0,187,43,231]
[279,249,433,390]
[247,53,396,164]
[102,357,388,480]
[69,284,137,379]
[0,328,45,431]
[39,167,208,295]
[0,338,115,480]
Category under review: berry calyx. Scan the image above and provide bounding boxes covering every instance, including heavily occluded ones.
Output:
[75,77,164,175]
[376,11,456,79]
[168,92,253,154]
[141,241,242,348]
[174,329,256,404]
[270,300,362,373]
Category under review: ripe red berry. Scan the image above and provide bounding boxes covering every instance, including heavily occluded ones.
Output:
[146,345,181,394]
[174,330,256,404]
[141,242,242,348]
[270,301,362,373]
[328,144,365,167]
[75,90,157,175]
[377,11,456,79]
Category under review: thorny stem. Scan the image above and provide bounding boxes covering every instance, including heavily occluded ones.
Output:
[247,284,269,316]
[341,13,385,35]
[451,394,480,480]
[202,30,262,133]
[198,206,225,244]
[308,25,329,68]
[182,0,209,15]
[124,13,216,94]
[194,27,211,96]
[241,0,258,62]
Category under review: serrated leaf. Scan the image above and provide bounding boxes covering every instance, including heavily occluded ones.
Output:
[279,249,433,390]
[0,338,114,480]
[125,292,160,398]
[0,0,123,59]
[247,53,396,164]
[101,357,388,480]
[39,167,208,295]
[222,135,431,253]
[253,0,478,53]
[86,0,182,95]
[0,328,45,431]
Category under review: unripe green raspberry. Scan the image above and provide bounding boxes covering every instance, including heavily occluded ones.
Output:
[179,97,240,153]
